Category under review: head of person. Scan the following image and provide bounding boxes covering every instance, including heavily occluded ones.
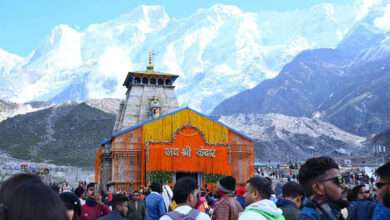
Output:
[132,191,140,201]
[172,177,199,208]
[86,183,97,200]
[217,176,236,198]
[149,182,162,194]
[111,194,128,217]
[244,176,273,206]
[282,182,305,208]
[0,173,68,220]
[298,156,348,208]
[236,187,245,197]
[87,183,101,200]
[352,185,371,201]
[60,192,82,220]
[346,189,354,202]
[74,186,85,200]
[375,161,390,208]
[274,182,284,200]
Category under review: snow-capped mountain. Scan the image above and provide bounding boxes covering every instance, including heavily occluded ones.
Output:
[0,1,378,113]
[212,0,390,136]
[218,113,365,162]
[0,98,120,123]
[0,99,53,122]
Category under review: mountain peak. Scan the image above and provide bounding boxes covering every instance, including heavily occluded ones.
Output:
[194,4,242,17]
[26,24,82,69]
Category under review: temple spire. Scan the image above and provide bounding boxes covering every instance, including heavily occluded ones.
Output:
[147,52,155,72]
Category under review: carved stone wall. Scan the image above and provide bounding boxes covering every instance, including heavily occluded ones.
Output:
[113,84,179,133]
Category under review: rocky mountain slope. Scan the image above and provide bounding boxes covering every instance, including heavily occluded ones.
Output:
[0,101,116,167]
[0,96,368,166]
[218,113,365,162]
[213,0,390,136]
[370,129,390,148]
[0,2,375,113]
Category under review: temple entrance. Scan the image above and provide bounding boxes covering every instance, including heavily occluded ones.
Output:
[175,172,200,186]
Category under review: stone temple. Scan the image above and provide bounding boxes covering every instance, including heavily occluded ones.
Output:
[113,53,179,132]
[96,54,254,192]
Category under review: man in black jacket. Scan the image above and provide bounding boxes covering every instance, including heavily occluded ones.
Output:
[276,182,304,220]
[100,194,128,220]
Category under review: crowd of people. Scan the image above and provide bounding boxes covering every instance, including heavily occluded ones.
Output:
[0,157,389,220]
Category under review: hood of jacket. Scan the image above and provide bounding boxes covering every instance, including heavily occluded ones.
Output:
[245,199,283,217]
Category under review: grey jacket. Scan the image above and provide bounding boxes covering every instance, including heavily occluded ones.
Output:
[127,199,147,220]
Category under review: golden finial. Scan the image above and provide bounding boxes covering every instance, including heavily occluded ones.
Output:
[147,52,155,71]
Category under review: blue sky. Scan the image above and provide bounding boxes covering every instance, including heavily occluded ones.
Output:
[1,0,353,57]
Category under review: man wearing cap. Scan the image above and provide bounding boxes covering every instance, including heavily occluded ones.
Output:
[212,176,243,220]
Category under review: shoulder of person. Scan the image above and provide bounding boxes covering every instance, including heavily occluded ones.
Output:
[197,211,211,220]
[298,207,320,220]
[239,210,267,220]
[160,215,172,220]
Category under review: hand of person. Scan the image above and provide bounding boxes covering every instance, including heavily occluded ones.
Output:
[96,193,103,205]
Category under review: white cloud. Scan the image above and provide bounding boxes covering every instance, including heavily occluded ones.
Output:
[355,0,379,20]
[374,3,390,31]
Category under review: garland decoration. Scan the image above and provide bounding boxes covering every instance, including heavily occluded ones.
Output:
[204,173,227,183]
[179,131,198,137]
[147,171,173,183]
[146,171,226,184]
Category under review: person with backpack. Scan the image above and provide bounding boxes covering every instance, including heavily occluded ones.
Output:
[239,176,284,220]
[160,177,210,220]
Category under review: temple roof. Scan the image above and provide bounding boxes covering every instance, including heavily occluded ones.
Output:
[123,53,179,88]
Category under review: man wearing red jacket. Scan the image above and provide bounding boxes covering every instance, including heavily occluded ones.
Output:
[81,183,111,220]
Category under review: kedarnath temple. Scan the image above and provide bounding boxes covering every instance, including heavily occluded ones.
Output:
[95,54,254,192]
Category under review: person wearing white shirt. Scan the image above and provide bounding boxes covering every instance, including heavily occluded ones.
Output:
[160,177,210,220]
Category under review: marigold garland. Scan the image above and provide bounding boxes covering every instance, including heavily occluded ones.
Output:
[179,131,198,137]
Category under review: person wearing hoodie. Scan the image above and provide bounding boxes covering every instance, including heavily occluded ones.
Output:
[276,182,304,220]
[239,176,285,220]
[81,183,111,220]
